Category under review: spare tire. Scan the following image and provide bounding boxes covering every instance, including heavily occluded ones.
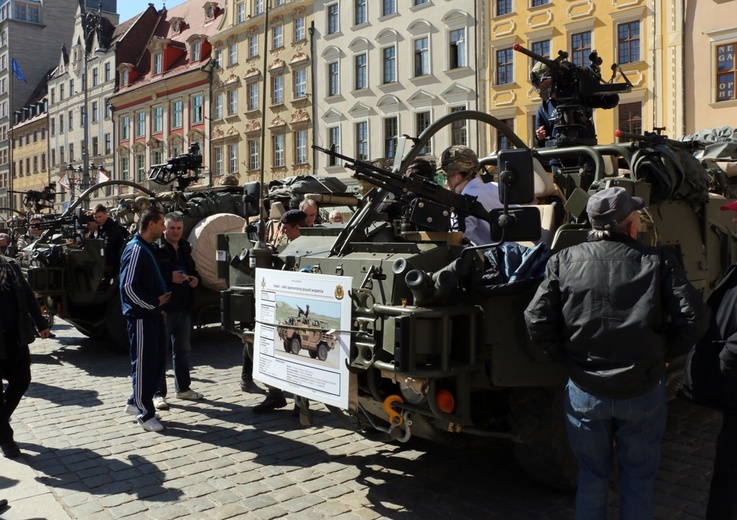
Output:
[188,213,247,291]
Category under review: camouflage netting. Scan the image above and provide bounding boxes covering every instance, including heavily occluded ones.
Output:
[265,175,347,209]
[631,144,710,204]
[681,126,737,197]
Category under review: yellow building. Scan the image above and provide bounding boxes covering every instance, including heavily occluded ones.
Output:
[10,99,51,213]
[487,0,651,151]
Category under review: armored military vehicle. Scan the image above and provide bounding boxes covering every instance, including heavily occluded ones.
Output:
[276,305,338,361]
[220,48,737,488]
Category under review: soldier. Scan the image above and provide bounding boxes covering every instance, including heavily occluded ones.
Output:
[16,216,42,250]
[93,204,126,275]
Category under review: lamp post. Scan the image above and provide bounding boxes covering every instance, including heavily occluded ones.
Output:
[65,163,92,205]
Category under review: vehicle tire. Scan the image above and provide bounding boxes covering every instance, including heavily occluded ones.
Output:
[308,349,318,359]
[506,387,578,491]
[317,342,329,361]
[283,339,291,352]
[290,337,301,355]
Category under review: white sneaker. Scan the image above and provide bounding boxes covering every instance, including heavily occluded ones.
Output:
[138,417,164,432]
[176,389,204,401]
[153,396,169,410]
[124,403,137,415]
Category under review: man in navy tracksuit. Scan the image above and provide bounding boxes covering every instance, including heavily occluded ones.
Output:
[120,208,171,432]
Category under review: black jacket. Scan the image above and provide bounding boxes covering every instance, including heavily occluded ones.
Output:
[156,238,201,311]
[99,218,125,271]
[525,232,709,398]
[0,257,49,359]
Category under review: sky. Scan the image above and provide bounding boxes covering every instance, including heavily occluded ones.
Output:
[116,0,187,24]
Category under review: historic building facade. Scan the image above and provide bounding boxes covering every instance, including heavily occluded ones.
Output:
[10,95,49,211]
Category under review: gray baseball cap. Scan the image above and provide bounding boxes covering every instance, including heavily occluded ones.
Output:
[587,187,645,229]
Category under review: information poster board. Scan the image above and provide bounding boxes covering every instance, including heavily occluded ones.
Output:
[253,269,352,409]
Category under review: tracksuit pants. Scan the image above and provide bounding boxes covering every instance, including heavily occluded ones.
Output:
[127,315,166,422]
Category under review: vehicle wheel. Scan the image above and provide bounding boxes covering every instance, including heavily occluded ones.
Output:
[290,337,301,355]
[317,343,329,361]
[506,387,578,491]
[283,339,291,352]
[308,349,318,359]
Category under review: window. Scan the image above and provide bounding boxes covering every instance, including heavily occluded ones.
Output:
[153,52,162,74]
[248,35,258,58]
[228,143,238,173]
[272,25,283,49]
[91,101,99,123]
[254,0,263,15]
[60,84,65,100]
[294,69,307,98]
[248,139,259,170]
[272,75,284,104]
[136,153,145,182]
[50,118,56,136]
[51,88,55,105]
[214,146,223,174]
[384,117,398,158]
[228,90,238,115]
[41,153,45,171]
[215,93,223,119]
[294,17,305,42]
[237,2,246,23]
[383,45,396,83]
[449,29,466,69]
[617,102,642,139]
[273,134,285,167]
[104,62,111,81]
[192,94,203,124]
[532,40,550,62]
[152,105,163,133]
[214,49,222,69]
[192,41,201,61]
[354,0,366,25]
[247,83,259,111]
[382,0,396,16]
[414,0,428,5]
[327,3,339,35]
[618,22,640,64]
[69,143,74,161]
[355,54,367,90]
[121,69,129,87]
[295,130,307,164]
[171,99,183,128]
[496,118,514,150]
[717,43,736,102]
[33,156,37,173]
[228,43,237,66]
[450,106,467,146]
[60,146,65,164]
[70,79,75,94]
[531,0,549,6]
[92,67,99,86]
[355,121,368,160]
[416,112,432,155]
[414,37,429,77]
[120,155,129,181]
[328,127,340,165]
[51,149,56,168]
[136,111,145,136]
[59,114,64,134]
[496,0,511,16]
[104,133,111,154]
[496,48,514,85]
[92,136,99,157]
[120,115,130,140]
[152,149,163,166]
[328,62,339,96]
[571,31,591,67]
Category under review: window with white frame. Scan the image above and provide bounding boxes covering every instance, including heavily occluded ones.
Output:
[136,111,145,136]
[354,0,366,26]
[254,0,263,15]
[104,62,111,81]
[92,67,99,86]
[248,35,258,58]
[192,94,203,124]
[136,152,145,181]
[717,42,737,102]
[153,52,163,74]
[228,89,238,115]
[295,130,307,164]
[69,110,74,130]
[415,0,428,5]
[355,121,368,160]
[249,139,259,170]
[416,111,431,155]
[295,17,305,41]
[450,106,467,146]
[228,43,237,66]
[171,99,183,128]
[59,114,64,134]
[237,2,246,23]
[617,21,640,64]
[273,134,285,166]
[531,39,550,61]
[449,29,466,69]
[121,69,129,86]
[105,133,111,154]
[120,115,129,140]
[382,45,396,83]
[327,3,339,35]
[247,83,259,110]
[495,47,514,85]
[272,75,284,104]
[228,143,238,173]
[214,49,222,68]
[495,0,511,16]
[192,41,201,61]
[91,101,99,123]
[571,31,591,67]
[152,105,163,133]
[151,149,163,166]
[328,61,339,96]
[414,37,429,77]
[294,69,307,98]
[384,117,398,158]
[328,126,340,165]
[215,93,223,119]
[382,0,396,16]
[214,146,223,174]
[355,53,367,90]
[120,155,129,181]
[272,25,283,49]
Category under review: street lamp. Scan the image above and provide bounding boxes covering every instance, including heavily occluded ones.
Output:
[65,163,92,205]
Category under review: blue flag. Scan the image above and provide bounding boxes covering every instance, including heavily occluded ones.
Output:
[11,58,26,82]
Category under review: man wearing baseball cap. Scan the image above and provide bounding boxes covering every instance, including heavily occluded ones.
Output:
[525,186,708,519]
[438,145,502,247]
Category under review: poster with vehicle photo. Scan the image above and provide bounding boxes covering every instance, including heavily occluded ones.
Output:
[253,269,353,409]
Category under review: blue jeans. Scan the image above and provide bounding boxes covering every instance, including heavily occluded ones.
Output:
[565,379,667,520]
[155,308,192,397]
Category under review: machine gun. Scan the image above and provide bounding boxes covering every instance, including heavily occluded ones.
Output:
[8,183,57,214]
[148,143,203,191]
[515,43,632,147]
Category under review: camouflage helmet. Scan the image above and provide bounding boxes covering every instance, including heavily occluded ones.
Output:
[530,61,551,86]
[219,173,240,186]
[439,145,479,177]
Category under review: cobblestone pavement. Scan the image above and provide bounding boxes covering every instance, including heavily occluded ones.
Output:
[0,321,721,519]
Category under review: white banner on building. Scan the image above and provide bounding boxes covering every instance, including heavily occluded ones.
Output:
[253,269,352,409]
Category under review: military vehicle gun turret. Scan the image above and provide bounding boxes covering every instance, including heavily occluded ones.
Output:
[21,145,251,349]
[220,109,737,489]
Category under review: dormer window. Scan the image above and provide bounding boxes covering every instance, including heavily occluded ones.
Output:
[172,20,179,32]
[192,41,201,61]
[153,52,163,74]
[170,16,185,33]
[121,69,129,87]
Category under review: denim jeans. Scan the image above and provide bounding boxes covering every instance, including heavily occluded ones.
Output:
[156,308,192,396]
[564,379,667,520]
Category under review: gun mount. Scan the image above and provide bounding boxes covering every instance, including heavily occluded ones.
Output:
[148,143,203,191]
[8,183,57,214]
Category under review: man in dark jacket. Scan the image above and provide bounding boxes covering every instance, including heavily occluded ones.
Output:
[152,213,203,411]
[94,204,125,274]
[120,208,170,433]
[0,255,50,457]
[525,187,709,519]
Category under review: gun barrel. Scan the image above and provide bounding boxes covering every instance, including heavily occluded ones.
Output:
[513,43,557,69]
